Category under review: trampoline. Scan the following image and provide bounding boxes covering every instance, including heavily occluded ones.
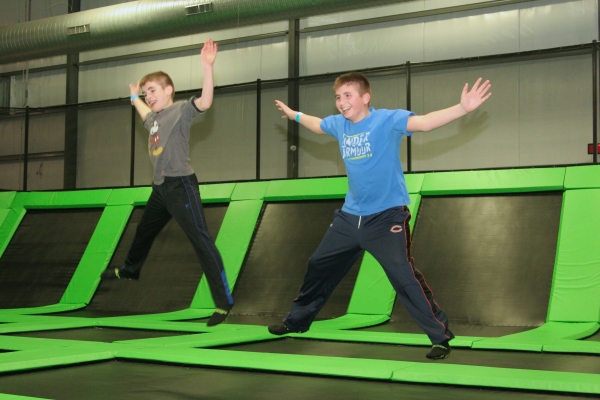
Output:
[59,203,228,318]
[0,168,599,399]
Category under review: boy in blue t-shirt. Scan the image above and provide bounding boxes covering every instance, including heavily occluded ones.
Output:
[269,72,491,360]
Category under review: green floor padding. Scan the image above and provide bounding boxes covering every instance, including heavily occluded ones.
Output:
[0,207,25,258]
[420,168,566,195]
[0,346,117,374]
[190,199,263,309]
[96,308,213,322]
[346,251,395,316]
[548,189,600,323]
[0,304,87,316]
[60,205,133,305]
[132,187,152,205]
[105,187,142,206]
[404,173,425,193]
[393,363,600,394]
[563,165,600,189]
[0,210,10,231]
[472,322,600,351]
[311,314,390,330]
[0,319,96,335]
[115,326,270,348]
[0,192,16,209]
[544,338,600,354]
[199,183,236,203]
[290,328,480,348]
[117,346,407,380]
[1,170,600,396]
[10,190,112,210]
[264,177,348,200]
[115,346,600,394]
[0,335,108,351]
[230,181,270,201]
[96,319,209,333]
[0,393,50,400]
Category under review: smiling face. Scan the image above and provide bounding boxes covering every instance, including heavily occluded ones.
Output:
[141,80,174,113]
[335,83,371,123]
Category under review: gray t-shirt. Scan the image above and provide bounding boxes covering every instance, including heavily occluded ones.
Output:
[143,96,204,185]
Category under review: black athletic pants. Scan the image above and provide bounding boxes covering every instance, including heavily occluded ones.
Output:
[283,206,453,345]
[122,174,233,309]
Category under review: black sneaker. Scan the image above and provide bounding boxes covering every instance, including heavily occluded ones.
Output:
[268,323,292,336]
[101,267,139,280]
[426,341,451,360]
[206,306,231,327]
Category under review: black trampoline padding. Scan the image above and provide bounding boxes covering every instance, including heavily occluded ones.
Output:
[0,359,589,400]
[61,203,227,317]
[227,200,362,323]
[8,327,191,342]
[363,193,562,334]
[218,338,600,375]
[0,208,103,309]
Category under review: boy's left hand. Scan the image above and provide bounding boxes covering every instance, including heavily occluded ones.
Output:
[201,39,218,67]
[460,78,491,113]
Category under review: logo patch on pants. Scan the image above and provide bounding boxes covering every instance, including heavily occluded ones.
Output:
[390,225,403,233]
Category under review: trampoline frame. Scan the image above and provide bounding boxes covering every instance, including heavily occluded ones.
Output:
[0,166,599,396]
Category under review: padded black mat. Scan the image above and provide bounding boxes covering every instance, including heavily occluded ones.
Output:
[0,359,589,400]
[8,327,190,343]
[61,203,227,317]
[225,200,362,323]
[8,327,191,342]
[362,193,562,335]
[0,209,103,309]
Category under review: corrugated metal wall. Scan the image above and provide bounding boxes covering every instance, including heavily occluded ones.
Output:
[0,0,597,190]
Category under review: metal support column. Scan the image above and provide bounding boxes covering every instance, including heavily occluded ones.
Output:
[23,106,29,191]
[406,61,412,172]
[64,0,81,189]
[593,41,598,164]
[256,78,262,180]
[130,105,136,186]
[287,19,300,178]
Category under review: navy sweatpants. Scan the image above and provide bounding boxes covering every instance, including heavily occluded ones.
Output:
[121,174,233,309]
[283,206,453,345]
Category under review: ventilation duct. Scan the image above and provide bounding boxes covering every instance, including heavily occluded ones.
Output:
[0,0,409,65]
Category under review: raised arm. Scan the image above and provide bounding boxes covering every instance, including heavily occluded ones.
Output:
[129,80,151,122]
[407,78,491,132]
[274,100,325,134]
[194,39,217,112]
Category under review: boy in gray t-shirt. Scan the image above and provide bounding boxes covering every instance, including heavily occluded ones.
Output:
[101,39,233,326]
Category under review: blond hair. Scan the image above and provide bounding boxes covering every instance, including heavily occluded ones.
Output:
[140,71,175,100]
[333,72,372,97]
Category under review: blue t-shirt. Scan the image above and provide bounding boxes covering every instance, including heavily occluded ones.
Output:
[320,108,414,216]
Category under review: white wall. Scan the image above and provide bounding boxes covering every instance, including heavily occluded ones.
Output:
[0,0,597,189]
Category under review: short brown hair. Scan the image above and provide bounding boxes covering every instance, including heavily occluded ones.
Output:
[333,72,371,96]
[140,71,175,100]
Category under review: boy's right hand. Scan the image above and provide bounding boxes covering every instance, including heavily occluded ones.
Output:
[129,81,141,97]
[275,100,297,120]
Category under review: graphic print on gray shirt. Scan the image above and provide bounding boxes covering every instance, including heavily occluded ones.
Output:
[143,96,205,185]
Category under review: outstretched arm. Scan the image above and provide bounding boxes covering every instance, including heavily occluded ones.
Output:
[407,78,491,132]
[194,39,217,112]
[274,100,325,134]
[129,81,151,121]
